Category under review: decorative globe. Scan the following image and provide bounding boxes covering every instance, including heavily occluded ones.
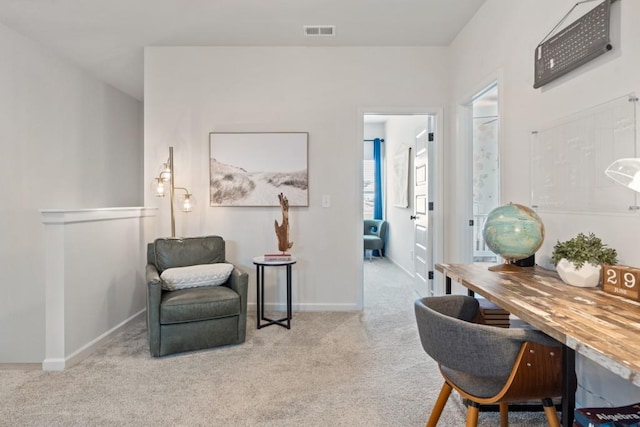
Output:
[482,203,545,261]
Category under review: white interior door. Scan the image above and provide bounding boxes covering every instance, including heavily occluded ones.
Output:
[413,118,434,296]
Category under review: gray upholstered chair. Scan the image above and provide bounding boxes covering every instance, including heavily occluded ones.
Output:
[146,235,248,357]
[363,219,387,259]
[414,295,563,427]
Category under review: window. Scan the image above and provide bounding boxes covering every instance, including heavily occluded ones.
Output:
[363,142,376,219]
[363,138,384,220]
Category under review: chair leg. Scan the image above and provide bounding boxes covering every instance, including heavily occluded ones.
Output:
[499,402,508,427]
[426,382,452,427]
[465,400,480,427]
[541,398,560,427]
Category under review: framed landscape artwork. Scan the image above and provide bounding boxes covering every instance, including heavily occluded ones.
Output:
[209,132,309,207]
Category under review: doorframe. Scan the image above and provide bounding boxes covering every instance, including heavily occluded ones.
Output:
[357,107,445,308]
[456,71,504,264]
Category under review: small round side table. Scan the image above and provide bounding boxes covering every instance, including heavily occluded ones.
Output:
[253,256,297,329]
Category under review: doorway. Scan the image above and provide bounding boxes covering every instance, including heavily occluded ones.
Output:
[361,111,443,304]
[468,83,500,262]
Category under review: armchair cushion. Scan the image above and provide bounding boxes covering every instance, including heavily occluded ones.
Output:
[160,263,234,291]
[154,236,225,273]
[160,286,240,324]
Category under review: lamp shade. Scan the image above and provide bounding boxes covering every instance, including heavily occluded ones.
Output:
[153,178,167,197]
[179,193,194,212]
[605,158,640,193]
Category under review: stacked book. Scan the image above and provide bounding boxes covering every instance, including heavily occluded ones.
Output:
[478,298,511,328]
[574,402,640,426]
[263,253,293,261]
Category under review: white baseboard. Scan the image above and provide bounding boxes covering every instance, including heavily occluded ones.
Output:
[42,309,146,371]
[386,255,414,277]
[42,358,66,371]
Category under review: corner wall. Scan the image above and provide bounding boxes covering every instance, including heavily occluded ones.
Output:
[41,208,154,370]
[0,22,143,363]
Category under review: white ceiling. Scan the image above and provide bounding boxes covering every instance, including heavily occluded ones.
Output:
[0,0,486,100]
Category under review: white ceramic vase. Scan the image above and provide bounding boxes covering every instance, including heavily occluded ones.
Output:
[555,258,602,287]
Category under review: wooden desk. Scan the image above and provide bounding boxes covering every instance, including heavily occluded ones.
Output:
[436,263,640,427]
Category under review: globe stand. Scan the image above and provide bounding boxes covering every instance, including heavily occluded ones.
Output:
[488,260,527,273]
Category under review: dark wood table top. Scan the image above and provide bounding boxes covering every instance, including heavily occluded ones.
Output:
[435,263,640,386]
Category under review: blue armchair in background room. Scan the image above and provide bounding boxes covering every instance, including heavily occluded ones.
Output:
[364,219,387,260]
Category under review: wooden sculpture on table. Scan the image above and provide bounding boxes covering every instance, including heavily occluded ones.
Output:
[275,193,293,253]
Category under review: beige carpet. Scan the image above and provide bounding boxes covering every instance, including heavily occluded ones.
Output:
[0,258,551,426]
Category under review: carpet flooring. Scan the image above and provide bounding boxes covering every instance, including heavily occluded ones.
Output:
[0,258,551,426]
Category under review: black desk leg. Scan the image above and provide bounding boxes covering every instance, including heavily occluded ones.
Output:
[444,275,473,296]
[562,346,576,427]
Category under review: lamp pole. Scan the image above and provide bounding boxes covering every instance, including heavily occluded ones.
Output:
[169,146,176,237]
[155,146,190,237]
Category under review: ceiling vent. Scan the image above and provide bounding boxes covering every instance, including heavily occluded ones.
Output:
[304,25,335,37]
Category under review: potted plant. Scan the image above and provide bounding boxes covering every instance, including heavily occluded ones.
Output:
[551,232,618,287]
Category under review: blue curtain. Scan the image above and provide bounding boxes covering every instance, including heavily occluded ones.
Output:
[373,138,383,220]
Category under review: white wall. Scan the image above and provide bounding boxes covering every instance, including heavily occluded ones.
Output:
[0,22,143,363]
[448,0,640,407]
[144,46,449,311]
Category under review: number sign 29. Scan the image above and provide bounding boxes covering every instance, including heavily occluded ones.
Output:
[603,265,640,300]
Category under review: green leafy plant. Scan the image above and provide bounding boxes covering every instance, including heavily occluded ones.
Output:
[551,232,618,268]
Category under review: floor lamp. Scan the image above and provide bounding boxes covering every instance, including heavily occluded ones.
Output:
[153,146,193,237]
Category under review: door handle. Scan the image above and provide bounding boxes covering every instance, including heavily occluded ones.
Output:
[410,215,418,220]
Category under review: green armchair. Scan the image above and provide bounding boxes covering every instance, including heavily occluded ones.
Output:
[364,219,387,259]
[146,235,248,357]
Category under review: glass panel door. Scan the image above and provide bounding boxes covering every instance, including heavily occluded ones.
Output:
[471,84,500,262]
